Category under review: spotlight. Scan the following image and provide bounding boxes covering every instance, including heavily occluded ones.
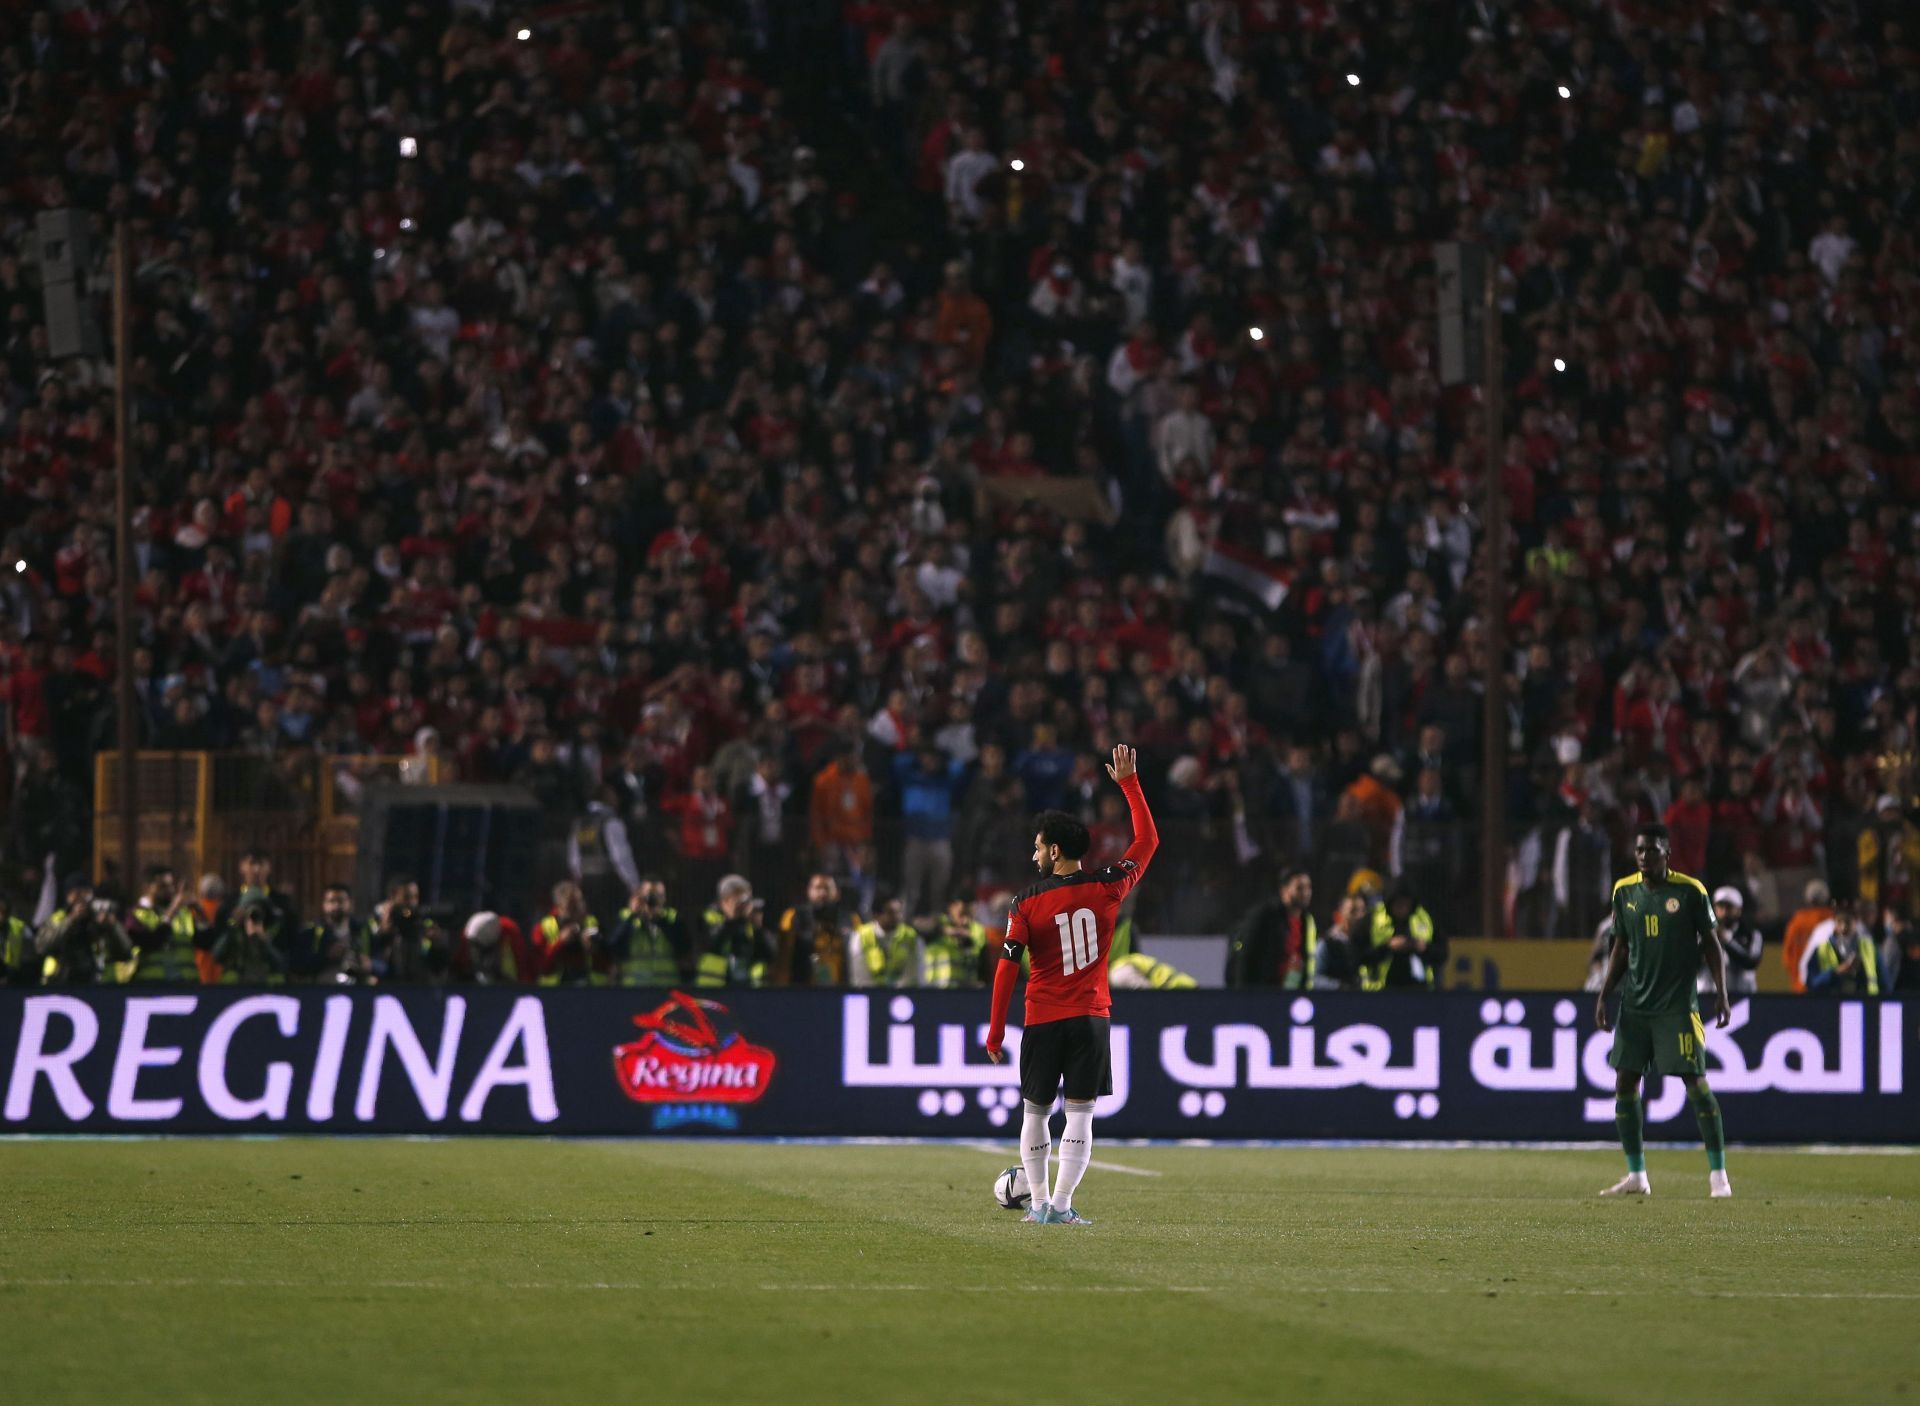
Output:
[1557,85,1572,100]
[517,27,531,41]
[1248,327,1266,343]
[1553,358,1567,373]
[1010,159,1024,172]
[1345,73,1361,87]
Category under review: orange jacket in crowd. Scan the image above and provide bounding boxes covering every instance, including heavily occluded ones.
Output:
[810,759,874,850]
[1780,903,1832,994]
[1342,774,1403,873]
[934,290,993,370]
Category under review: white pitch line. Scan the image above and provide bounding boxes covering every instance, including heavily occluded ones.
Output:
[963,1140,1162,1177]
[760,1284,1215,1294]
[6,1278,1914,1302]
[0,1277,1211,1295]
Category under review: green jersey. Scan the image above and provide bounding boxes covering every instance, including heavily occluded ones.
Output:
[1610,870,1715,1016]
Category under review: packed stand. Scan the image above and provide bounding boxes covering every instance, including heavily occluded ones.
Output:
[0,1,1916,986]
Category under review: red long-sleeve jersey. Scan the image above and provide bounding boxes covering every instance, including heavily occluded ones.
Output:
[988,774,1158,1040]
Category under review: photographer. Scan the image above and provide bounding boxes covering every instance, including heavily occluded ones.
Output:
[370,875,443,984]
[212,850,300,961]
[536,879,606,985]
[848,893,920,989]
[287,884,375,984]
[609,877,690,987]
[125,865,209,984]
[0,893,33,986]
[1801,902,1880,997]
[35,878,133,986]
[453,912,530,985]
[211,901,290,984]
[775,872,856,986]
[696,874,770,987]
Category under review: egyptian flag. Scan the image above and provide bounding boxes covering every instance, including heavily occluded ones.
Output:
[1202,541,1290,611]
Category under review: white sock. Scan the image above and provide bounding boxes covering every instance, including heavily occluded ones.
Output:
[1020,1102,1053,1209]
[1051,1102,1094,1212]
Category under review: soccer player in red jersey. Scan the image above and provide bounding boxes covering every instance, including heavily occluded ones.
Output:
[985,744,1157,1225]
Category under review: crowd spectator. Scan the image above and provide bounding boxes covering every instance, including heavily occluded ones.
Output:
[1227,867,1316,989]
[1360,887,1445,990]
[0,0,1915,972]
[1703,886,1764,998]
[895,745,965,916]
[1801,901,1881,997]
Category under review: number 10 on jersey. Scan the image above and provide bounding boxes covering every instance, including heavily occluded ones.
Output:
[1055,908,1099,974]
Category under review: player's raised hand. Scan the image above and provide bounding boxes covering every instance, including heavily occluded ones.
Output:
[1105,743,1137,783]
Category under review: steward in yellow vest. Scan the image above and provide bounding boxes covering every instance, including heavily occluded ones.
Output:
[850,897,918,988]
[1806,912,1880,997]
[924,900,988,989]
[0,897,35,985]
[123,867,209,983]
[1361,889,1442,990]
[1109,952,1198,989]
[537,879,606,985]
[696,874,768,987]
[38,879,134,985]
[610,879,689,988]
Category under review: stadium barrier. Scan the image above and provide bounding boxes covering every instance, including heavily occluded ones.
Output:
[1,989,1908,1142]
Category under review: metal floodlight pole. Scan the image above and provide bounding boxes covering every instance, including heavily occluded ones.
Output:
[1479,256,1507,941]
[113,220,137,889]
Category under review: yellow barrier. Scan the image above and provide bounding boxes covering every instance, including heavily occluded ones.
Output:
[94,751,443,894]
[1442,938,1795,993]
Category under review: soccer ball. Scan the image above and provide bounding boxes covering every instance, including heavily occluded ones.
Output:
[994,1166,1031,1210]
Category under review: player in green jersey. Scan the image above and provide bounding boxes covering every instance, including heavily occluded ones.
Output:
[1594,822,1734,1199]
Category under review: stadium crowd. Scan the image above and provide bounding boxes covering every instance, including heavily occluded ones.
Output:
[0,0,1919,996]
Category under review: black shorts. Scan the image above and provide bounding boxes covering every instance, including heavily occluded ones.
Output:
[1020,1015,1112,1105]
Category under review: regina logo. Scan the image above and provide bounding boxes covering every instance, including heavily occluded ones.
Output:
[613,992,776,1128]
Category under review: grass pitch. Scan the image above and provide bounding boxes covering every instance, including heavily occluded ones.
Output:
[0,1140,1914,1405]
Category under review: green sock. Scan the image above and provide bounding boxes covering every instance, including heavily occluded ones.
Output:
[1692,1085,1726,1172]
[1615,1096,1645,1174]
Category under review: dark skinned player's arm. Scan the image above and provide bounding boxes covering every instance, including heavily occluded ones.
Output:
[1595,927,1628,1029]
[1699,895,1730,1025]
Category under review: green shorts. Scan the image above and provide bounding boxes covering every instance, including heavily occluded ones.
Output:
[1608,1007,1708,1077]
